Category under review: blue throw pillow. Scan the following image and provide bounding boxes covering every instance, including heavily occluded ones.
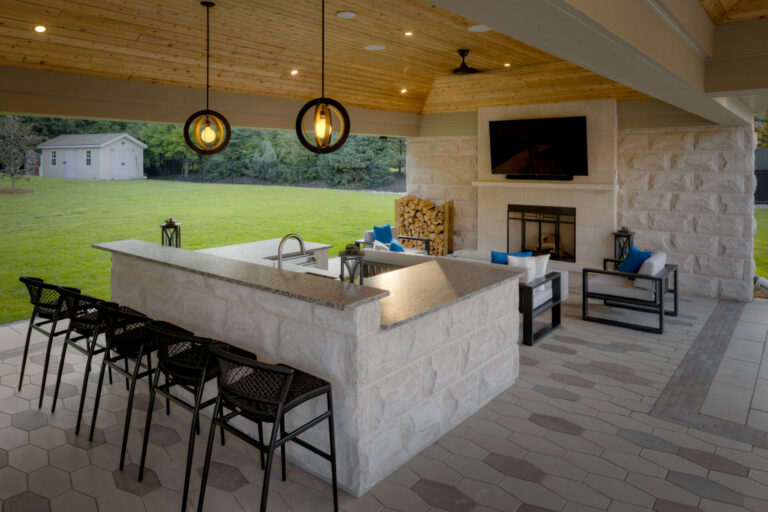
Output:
[491,250,533,265]
[389,240,405,252]
[373,224,393,244]
[618,246,652,274]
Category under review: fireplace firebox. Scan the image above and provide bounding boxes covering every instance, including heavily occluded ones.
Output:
[507,204,576,262]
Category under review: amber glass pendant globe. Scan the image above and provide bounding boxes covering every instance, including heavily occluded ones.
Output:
[184,109,231,155]
[296,98,350,154]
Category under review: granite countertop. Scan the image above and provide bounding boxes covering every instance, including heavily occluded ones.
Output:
[364,258,523,329]
[94,240,387,310]
[197,239,332,263]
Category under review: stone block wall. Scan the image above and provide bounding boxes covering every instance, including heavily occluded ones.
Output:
[406,136,478,249]
[617,126,756,301]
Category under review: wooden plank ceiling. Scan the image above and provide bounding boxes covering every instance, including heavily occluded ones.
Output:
[0,0,645,115]
[699,0,768,24]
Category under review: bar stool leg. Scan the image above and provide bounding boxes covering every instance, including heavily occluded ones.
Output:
[51,327,73,413]
[18,310,37,391]
[257,421,265,469]
[139,367,162,481]
[89,351,110,441]
[259,418,281,512]
[197,395,223,512]
[38,313,61,408]
[182,381,205,511]
[120,347,145,470]
[280,416,287,481]
[328,391,339,512]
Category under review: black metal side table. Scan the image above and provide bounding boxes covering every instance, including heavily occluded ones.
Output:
[339,247,364,284]
[612,228,635,263]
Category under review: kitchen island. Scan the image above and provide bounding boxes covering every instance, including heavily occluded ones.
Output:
[95,239,521,496]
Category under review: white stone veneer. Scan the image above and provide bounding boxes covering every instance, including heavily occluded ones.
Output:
[617,126,757,301]
[108,253,519,496]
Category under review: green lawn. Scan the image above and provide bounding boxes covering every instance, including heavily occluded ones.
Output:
[0,177,398,324]
[756,209,768,278]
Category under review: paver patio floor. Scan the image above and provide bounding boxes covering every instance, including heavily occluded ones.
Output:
[0,273,767,511]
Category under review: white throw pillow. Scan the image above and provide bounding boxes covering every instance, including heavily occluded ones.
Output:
[533,254,550,280]
[634,252,667,291]
[372,240,389,251]
[507,255,536,284]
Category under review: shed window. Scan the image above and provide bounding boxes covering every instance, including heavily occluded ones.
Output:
[51,151,56,165]
[86,150,92,166]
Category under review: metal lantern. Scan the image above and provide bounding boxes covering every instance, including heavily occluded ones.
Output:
[613,227,635,262]
[339,244,364,284]
[161,218,182,248]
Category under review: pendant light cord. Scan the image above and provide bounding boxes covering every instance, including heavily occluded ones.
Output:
[206,3,211,110]
[321,0,325,100]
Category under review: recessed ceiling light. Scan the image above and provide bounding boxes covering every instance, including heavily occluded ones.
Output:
[290,69,298,75]
[336,11,356,19]
[34,25,46,33]
[400,88,407,94]
[364,45,386,51]
[404,31,413,36]
[467,25,491,32]
[504,63,511,67]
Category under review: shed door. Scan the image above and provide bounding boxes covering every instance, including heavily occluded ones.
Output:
[62,151,77,179]
[110,149,137,179]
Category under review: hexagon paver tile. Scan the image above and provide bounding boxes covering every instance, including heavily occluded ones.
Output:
[88,443,124,471]
[29,466,72,499]
[71,465,116,498]
[113,463,161,497]
[65,427,105,449]
[616,429,679,453]
[411,478,475,512]
[484,454,547,482]
[29,426,67,450]
[49,444,90,472]
[0,426,29,451]
[666,471,743,505]
[50,490,97,512]
[0,448,8,468]
[96,488,145,512]
[9,445,48,473]
[45,382,78,400]
[676,448,750,476]
[196,461,248,492]
[652,498,701,512]
[3,490,50,512]
[141,424,182,448]
[0,466,28,499]
[132,393,165,412]
[528,414,585,435]
[549,373,596,388]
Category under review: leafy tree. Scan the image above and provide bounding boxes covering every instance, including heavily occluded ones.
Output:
[0,116,43,190]
[757,113,768,149]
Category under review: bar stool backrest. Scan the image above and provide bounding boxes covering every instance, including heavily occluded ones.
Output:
[19,276,68,317]
[60,287,102,335]
[95,301,149,355]
[146,321,205,379]
[209,343,294,422]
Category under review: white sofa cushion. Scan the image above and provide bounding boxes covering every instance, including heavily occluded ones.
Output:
[507,255,536,283]
[634,252,667,291]
[533,287,553,308]
[589,274,654,301]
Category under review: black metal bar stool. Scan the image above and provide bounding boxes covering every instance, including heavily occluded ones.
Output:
[90,302,173,470]
[197,343,338,512]
[53,287,114,432]
[138,321,220,512]
[18,277,71,408]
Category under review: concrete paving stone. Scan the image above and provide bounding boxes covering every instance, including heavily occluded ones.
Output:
[641,450,707,477]
[563,452,627,479]
[470,434,527,459]
[437,436,489,459]
[724,338,764,362]
[407,455,462,486]
[71,465,116,497]
[28,465,72,499]
[550,374,596,389]
[410,479,475,512]
[12,409,48,431]
[616,429,679,453]
[540,475,610,509]
[532,386,580,402]
[700,382,753,423]
[498,477,565,511]
[96,488,145,512]
[508,433,566,457]
[716,448,768,472]
[0,466,27,500]
[747,409,768,430]
[581,431,641,454]
[597,414,655,435]
[666,471,743,505]
[676,447,748,476]
[420,443,451,461]
[713,357,759,390]
[0,427,28,451]
[50,490,97,512]
[444,454,503,484]
[3,490,50,512]
[9,444,48,473]
[544,431,603,456]
[708,470,768,500]
[141,487,183,512]
[651,498,701,512]
[49,443,89,472]
[603,450,668,478]
[465,418,512,439]
[370,481,429,512]
[524,452,586,482]
[583,474,653,507]
[528,415,584,435]
[113,463,161,497]
[29,426,66,450]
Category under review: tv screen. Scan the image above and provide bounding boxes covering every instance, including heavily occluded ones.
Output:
[489,116,588,178]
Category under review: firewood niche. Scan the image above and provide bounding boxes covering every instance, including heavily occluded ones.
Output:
[395,196,454,256]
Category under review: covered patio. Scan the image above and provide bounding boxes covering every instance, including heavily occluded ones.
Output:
[2,0,768,511]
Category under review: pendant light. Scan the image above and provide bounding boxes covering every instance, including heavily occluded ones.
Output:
[184,1,231,155]
[295,0,350,154]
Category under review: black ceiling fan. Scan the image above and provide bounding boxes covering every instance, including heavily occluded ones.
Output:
[453,49,480,74]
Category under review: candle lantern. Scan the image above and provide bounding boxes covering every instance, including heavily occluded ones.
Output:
[161,218,182,248]
[612,227,635,263]
[339,244,364,284]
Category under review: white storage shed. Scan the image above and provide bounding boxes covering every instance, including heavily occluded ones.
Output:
[37,133,147,180]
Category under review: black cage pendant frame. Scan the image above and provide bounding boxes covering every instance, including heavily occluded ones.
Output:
[184,1,231,155]
[295,0,351,154]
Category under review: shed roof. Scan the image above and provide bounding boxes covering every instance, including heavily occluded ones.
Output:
[38,133,148,149]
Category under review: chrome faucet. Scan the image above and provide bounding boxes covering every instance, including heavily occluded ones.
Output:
[277,233,306,269]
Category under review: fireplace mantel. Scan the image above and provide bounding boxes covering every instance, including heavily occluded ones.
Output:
[472,181,617,191]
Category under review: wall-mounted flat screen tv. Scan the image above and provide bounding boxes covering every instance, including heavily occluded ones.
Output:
[489,116,588,179]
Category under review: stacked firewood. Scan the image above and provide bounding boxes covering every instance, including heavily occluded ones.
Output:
[395,196,454,256]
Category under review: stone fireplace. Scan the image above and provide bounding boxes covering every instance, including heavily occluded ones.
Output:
[507,204,576,262]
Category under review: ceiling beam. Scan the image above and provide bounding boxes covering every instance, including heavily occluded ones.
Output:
[0,66,421,137]
[428,0,753,125]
